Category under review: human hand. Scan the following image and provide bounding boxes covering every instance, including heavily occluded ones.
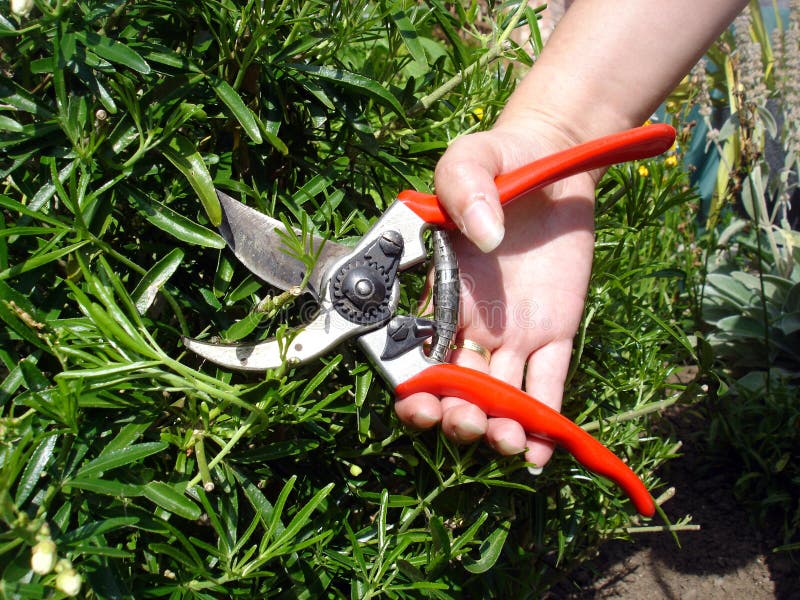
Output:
[394,122,598,470]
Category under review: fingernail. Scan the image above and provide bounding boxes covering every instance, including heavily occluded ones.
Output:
[527,465,544,477]
[494,439,526,456]
[459,195,504,253]
[414,410,440,428]
[452,420,485,441]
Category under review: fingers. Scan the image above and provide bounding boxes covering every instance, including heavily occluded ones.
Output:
[523,339,573,468]
[484,346,529,456]
[439,345,495,442]
[434,133,506,253]
[394,392,442,430]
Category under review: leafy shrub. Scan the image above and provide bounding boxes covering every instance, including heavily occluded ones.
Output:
[678,2,800,557]
[1,1,700,597]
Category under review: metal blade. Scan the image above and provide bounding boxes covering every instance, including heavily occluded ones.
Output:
[182,308,364,372]
[216,190,352,297]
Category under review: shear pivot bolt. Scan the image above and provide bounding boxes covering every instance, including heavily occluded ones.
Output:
[341,266,386,309]
[354,279,374,298]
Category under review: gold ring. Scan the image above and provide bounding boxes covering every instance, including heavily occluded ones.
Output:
[453,339,492,363]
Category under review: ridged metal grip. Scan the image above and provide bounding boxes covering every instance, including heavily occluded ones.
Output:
[429,229,459,363]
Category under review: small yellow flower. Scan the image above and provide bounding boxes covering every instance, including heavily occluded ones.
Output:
[638,165,650,177]
[349,464,363,477]
[665,155,678,168]
[472,107,484,121]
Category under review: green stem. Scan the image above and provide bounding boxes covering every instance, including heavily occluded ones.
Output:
[409,2,527,117]
[185,412,257,489]
[398,472,458,533]
[377,1,528,140]
[194,434,214,492]
[616,524,701,535]
[581,395,679,433]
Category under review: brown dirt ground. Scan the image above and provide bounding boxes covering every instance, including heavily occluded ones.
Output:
[548,409,799,600]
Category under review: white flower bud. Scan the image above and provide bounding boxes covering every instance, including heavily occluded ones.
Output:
[10,0,34,17]
[30,540,57,575]
[55,568,82,597]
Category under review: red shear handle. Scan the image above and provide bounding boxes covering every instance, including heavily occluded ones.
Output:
[398,123,676,228]
[395,363,656,517]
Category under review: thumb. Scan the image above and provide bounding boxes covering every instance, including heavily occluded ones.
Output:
[434,132,506,253]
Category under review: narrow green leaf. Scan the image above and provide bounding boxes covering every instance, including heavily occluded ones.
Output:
[429,516,451,559]
[222,311,265,341]
[289,63,406,119]
[207,75,262,144]
[58,360,161,380]
[75,31,151,74]
[298,356,342,402]
[132,248,184,314]
[232,467,286,534]
[270,482,335,551]
[60,517,139,544]
[77,441,168,478]
[126,186,225,249]
[64,477,143,497]
[0,81,55,117]
[0,240,90,281]
[161,135,221,226]
[15,434,58,505]
[462,520,510,574]
[100,422,153,456]
[0,115,24,132]
[263,475,296,545]
[391,5,427,67]
[143,481,202,520]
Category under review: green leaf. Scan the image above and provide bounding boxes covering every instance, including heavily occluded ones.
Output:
[222,311,266,341]
[143,481,202,520]
[207,75,263,144]
[64,478,143,497]
[15,434,58,505]
[391,5,427,67]
[0,240,90,281]
[75,31,151,74]
[0,115,24,132]
[77,441,168,478]
[705,272,754,307]
[0,81,55,117]
[289,63,406,120]
[714,315,766,339]
[60,517,139,544]
[132,248,184,314]
[126,186,225,248]
[462,520,510,574]
[161,135,222,226]
[268,482,335,552]
[775,312,800,336]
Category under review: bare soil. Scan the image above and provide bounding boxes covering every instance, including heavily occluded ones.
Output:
[549,409,799,599]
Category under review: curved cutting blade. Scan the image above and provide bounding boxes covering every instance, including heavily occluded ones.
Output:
[182,308,363,372]
[216,190,352,297]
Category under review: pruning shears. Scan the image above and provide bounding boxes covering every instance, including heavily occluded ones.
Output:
[184,123,676,517]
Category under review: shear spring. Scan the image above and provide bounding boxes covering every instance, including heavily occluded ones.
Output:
[429,229,459,363]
